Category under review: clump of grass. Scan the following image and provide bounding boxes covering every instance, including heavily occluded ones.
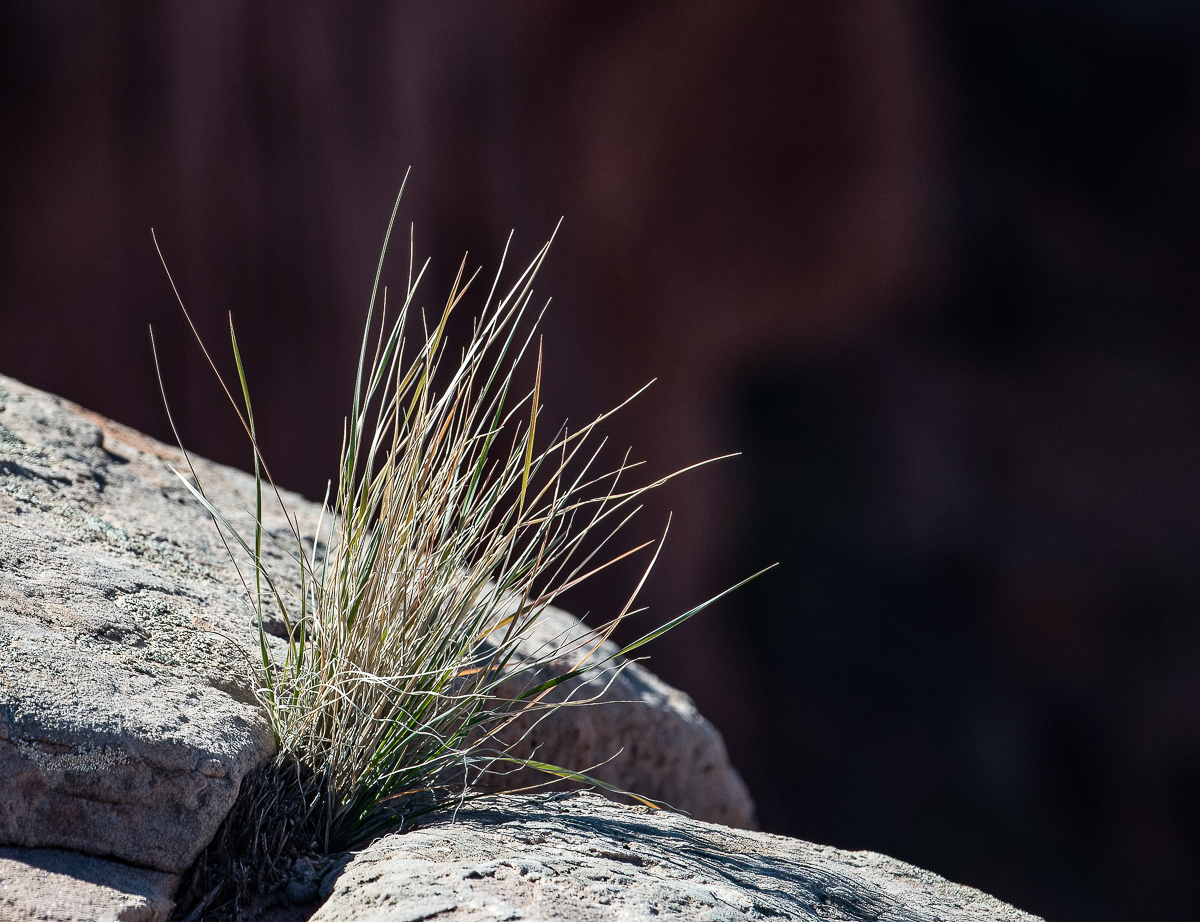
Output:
[159,187,763,918]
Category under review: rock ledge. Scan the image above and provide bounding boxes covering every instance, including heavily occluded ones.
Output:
[312,792,1043,922]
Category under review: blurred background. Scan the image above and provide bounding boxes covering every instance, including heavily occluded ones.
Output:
[3,2,1200,918]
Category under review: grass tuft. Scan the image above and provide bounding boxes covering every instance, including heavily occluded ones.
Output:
[159,186,767,919]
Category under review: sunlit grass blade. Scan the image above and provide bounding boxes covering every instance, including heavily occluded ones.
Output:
[164,190,769,920]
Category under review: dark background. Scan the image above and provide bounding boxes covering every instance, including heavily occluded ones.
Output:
[3,3,1200,919]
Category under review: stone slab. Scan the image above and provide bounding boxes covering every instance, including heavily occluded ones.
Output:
[0,372,754,878]
[490,604,756,828]
[311,792,1044,922]
[0,374,286,872]
[0,846,178,922]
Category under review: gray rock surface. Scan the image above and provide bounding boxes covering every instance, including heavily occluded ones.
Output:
[311,792,1043,922]
[0,372,754,878]
[0,374,286,872]
[490,606,756,829]
[0,373,1042,922]
[0,847,177,921]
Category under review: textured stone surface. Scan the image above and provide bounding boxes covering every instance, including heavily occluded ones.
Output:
[311,792,1043,922]
[0,374,286,872]
[0,374,1037,921]
[490,605,756,828]
[0,372,754,881]
[0,847,178,921]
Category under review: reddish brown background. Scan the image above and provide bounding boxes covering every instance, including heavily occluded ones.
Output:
[3,3,1200,919]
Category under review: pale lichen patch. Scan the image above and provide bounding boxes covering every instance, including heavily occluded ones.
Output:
[12,737,130,772]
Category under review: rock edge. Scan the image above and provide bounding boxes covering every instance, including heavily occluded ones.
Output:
[312,792,1044,922]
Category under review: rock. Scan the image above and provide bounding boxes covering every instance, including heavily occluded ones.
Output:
[283,856,322,906]
[0,371,753,878]
[489,604,756,828]
[0,374,291,872]
[0,374,1039,921]
[0,847,178,921]
[310,792,1043,922]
